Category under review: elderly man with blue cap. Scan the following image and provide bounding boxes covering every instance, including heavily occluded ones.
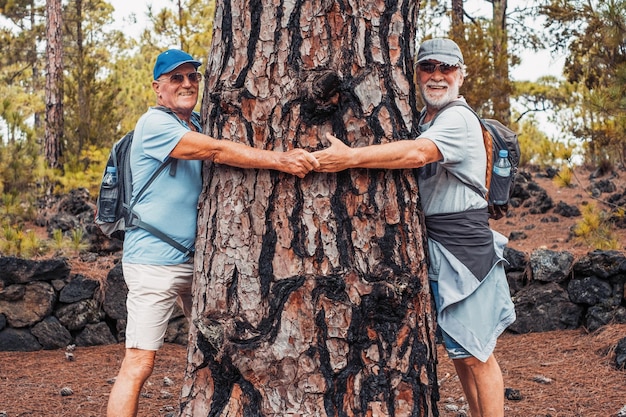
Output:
[313,38,515,417]
[106,49,319,416]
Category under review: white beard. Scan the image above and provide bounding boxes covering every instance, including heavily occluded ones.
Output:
[420,81,460,110]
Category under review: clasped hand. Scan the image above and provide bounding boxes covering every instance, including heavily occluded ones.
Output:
[283,133,350,177]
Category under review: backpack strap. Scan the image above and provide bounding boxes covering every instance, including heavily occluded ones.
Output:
[423,100,494,200]
[124,158,194,256]
[129,215,194,257]
[150,106,202,178]
[152,106,181,176]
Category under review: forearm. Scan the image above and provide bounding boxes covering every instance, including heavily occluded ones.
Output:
[314,135,441,172]
[171,131,317,178]
[212,140,283,170]
[349,141,431,170]
[170,132,274,168]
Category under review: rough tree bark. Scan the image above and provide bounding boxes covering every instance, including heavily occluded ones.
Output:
[45,0,63,169]
[179,0,438,416]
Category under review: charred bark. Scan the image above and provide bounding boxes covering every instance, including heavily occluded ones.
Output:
[180,0,438,415]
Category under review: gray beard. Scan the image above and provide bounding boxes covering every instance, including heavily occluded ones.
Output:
[420,84,460,110]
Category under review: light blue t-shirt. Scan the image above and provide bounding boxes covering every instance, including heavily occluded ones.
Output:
[417,99,488,216]
[123,108,202,265]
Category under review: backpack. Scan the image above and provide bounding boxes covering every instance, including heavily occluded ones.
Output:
[427,101,520,220]
[94,107,198,256]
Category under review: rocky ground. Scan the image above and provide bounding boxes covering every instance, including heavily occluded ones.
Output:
[1,166,625,417]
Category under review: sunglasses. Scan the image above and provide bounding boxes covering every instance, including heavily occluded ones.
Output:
[160,72,203,84]
[418,62,459,74]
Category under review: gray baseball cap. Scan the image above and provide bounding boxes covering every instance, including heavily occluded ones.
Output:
[417,38,464,65]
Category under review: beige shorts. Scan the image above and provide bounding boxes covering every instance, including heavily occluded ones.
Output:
[122,262,193,350]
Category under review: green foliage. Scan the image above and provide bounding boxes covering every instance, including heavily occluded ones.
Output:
[513,76,571,120]
[0,191,37,224]
[0,223,21,256]
[1,193,26,222]
[61,0,131,156]
[0,222,48,258]
[109,45,163,133]
[148,0,215,57]
[573,203,621,250]
[0,223,89,258]
[51,228,68,254]
[516,115,573,168]
[455,23,498,115]
[49,228,88,256]
[20,229,48,258]
[542,0,626,167]
[0,120,111,199]
[553,164,573,188]
[0,138,38,195]
[70,228,90,253]
[58,145,109,196]
[0,137,66,201]
[0,1,45,144]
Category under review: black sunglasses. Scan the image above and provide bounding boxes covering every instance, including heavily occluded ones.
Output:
[418,62,459,74]
[160,72,203,84]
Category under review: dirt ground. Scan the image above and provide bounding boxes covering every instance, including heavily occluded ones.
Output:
[490,166,626,257]
[1,167,625,416]
[1,324,625,417]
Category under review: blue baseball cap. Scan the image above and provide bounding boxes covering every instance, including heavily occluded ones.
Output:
[153,49,202,80]
[417,38,464,65]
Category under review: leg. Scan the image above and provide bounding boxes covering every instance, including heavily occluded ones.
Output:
[452,353,504,417]
[107,348,156,417]
[108,263,193,415]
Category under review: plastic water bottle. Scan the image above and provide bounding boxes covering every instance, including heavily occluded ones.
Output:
[492,149,512,205]
[493,149,512,178]
[99,166,118,222]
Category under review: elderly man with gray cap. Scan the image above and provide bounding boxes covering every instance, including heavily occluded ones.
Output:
[313,38,515,417]
[106,49,318,417]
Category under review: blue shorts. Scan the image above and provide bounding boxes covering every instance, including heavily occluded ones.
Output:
[430,280,472,360]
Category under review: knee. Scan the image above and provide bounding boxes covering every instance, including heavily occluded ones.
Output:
[454,354,501,375]
[120,350,156,381]
[454,355,483,369]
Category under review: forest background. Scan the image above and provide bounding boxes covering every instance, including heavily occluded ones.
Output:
[0,0,625,255]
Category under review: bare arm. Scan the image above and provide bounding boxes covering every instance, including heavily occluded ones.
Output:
[312,133,443,172]
[169,131,319,178]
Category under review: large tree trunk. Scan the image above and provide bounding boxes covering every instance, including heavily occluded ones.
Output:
[179,0,438,416]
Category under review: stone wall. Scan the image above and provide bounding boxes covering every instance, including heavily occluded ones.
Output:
[0,249,625,351]
[0,257,187,351]
[505,248,626,333]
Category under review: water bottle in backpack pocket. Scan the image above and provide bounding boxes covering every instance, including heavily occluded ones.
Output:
[98,166,119,223]
[490,149,513,206]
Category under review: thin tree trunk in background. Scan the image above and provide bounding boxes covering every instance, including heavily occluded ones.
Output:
[177,0,184,50]
[180,0,438,415]
[451,0,463,27]
[450,0,464,42]
[75,0,89,156]
[45,0,63,169]
[31,2,41,131]
[492,0,511,122]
